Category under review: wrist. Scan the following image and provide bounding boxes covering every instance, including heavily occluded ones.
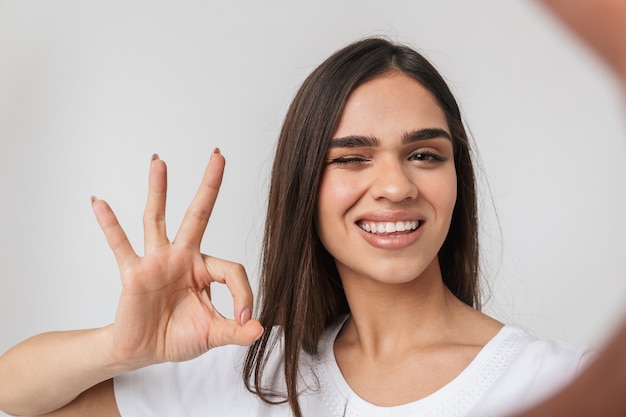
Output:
[99,325,160,374]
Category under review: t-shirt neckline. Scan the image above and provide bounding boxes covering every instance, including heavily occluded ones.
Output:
[318,316,516,415]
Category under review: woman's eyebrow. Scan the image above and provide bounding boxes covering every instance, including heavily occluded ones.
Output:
[402,128,451,144]
[329,128,451,149]
[328,135,379,148]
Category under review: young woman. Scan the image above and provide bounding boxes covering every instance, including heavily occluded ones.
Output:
[0,38,596,417]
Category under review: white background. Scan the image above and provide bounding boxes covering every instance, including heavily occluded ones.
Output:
[1,1,626,412]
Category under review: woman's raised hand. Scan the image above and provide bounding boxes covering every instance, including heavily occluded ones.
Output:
[91,149,263,366]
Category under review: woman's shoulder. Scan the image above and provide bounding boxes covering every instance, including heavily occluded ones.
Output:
[458,324,593,402]
[498,325,594,370]
[467,325,595,416]
[455,305,592,376]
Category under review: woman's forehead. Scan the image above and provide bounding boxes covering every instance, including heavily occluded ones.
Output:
[333,72,449,140]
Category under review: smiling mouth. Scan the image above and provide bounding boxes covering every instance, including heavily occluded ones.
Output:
[357,220,420,234]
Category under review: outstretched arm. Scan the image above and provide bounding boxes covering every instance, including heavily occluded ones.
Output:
[0,150,263,416]
[515,1,626,416]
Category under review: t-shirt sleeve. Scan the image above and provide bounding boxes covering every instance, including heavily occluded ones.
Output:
[113,344,252,417]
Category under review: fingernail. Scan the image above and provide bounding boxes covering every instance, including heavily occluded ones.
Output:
[213,147,221,155]
[240,308,252,325]
[152,153,160,161]
[90,195,97,204]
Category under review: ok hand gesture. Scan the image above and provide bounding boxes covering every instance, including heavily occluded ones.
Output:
[91,149,263,367]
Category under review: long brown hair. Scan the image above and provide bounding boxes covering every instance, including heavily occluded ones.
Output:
[243,37,480,417]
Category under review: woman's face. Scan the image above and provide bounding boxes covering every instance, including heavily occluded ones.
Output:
[316,71,457,287]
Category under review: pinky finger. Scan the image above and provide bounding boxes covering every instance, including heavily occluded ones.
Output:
[91,197,138,269]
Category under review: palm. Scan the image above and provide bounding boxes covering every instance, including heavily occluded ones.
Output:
[92,151,263,366]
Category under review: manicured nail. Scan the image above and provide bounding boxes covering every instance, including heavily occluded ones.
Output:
[152,153,159,161]
[213,147,221,155]
[240,308,252,325]
[90,196,97,204]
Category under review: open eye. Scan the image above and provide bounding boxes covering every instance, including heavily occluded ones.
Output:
[409,151,446,163]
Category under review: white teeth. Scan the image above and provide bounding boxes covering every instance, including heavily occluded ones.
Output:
[358,220,419,234]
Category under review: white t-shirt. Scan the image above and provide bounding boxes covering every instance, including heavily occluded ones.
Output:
[114,319,592,417]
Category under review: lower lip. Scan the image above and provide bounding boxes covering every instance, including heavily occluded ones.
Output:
[357,223,424,250]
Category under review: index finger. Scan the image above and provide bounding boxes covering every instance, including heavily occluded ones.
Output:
[174,148,224,248]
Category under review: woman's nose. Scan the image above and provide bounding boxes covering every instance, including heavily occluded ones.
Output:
[369,159,418,202]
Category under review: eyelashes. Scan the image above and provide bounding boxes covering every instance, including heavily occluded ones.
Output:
[409,151,447,162]
[326,156,370,166]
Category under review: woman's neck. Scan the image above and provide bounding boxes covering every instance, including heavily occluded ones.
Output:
[338,262,453,353]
